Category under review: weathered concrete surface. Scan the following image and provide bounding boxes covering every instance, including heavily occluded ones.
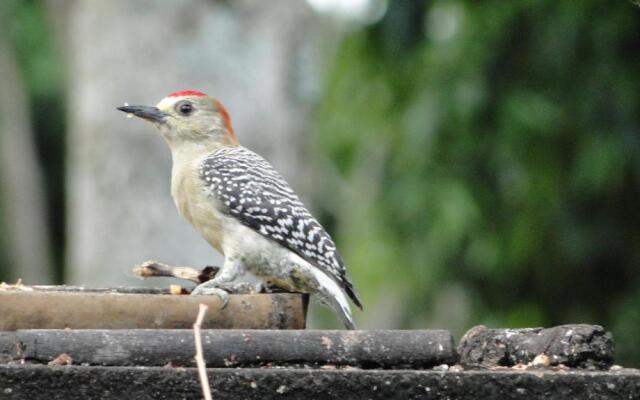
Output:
[0,329,455,369]
[458,324,614,369]
[0,365,638,400]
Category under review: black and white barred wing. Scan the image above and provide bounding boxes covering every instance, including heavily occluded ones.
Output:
[200,146,361,308]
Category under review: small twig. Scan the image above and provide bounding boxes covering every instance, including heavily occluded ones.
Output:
[0,278,33,291]
[194,303,213,400]
[133,260,219,283]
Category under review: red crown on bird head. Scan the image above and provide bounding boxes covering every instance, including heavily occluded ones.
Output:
[167,90,208,98]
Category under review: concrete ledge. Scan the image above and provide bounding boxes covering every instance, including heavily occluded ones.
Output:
[1,364,639,400]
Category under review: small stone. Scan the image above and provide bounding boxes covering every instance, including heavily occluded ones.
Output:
[169,285,182,295]
[531,354,551,367]
[433,364,449,371]
[48,353,73,366]
[449,364,464,372]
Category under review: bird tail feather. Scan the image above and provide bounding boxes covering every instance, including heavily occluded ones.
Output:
[310,268,356,329]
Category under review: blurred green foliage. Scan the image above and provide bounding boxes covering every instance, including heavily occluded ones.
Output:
[0,0,66,281]
[314,0,640,366]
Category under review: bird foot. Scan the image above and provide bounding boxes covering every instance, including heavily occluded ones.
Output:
[191,284,230,308]
[190,281,263,309]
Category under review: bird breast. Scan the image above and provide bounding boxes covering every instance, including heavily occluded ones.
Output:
[170,153,226,254]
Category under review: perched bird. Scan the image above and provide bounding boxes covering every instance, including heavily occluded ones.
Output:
[118,90,362,328]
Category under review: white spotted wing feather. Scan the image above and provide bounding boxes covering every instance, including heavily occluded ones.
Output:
[199,146,362,309]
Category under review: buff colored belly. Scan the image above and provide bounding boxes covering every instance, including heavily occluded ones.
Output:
[171,156,225,254]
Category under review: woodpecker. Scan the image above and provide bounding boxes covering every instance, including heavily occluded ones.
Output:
[117,90,362,328]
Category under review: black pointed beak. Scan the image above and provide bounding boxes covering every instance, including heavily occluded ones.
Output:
[117,105,167,122]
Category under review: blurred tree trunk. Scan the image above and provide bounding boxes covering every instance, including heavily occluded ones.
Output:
[0,33,54,283]
[48,0,327,286]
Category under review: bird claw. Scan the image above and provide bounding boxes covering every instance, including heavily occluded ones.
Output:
[190,280,263,309]
[191,284,230,309]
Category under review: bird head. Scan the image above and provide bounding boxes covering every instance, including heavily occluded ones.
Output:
[117,90,237,146]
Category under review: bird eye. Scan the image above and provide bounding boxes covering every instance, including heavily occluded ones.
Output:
[176,101,194,116]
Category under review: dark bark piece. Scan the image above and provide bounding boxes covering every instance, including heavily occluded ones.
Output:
[1,364,639,400]
[132,261,220,283]
[0,291,307,330]
[457,324,614,369]
[0,329,455,369]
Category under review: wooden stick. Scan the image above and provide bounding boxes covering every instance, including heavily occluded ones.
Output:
[29,285,171,294]
[0,291,307,330]
[194,304,212,400]
[0,329,455,368]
